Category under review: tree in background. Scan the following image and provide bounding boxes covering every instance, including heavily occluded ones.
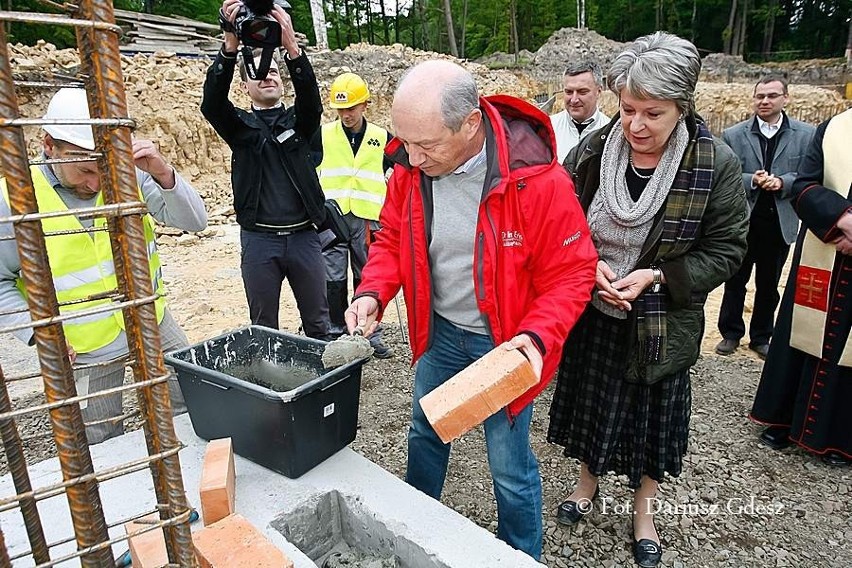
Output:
[2,0,849,63]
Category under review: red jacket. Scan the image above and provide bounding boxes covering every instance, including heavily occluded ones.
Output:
[356,95,597,416]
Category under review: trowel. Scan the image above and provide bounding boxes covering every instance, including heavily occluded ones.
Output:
[321,329,374,369]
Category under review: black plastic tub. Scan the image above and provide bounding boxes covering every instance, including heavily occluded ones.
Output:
[165,326,367,479]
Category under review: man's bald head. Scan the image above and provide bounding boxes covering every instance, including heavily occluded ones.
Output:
[394,60,479,132]
[391,60,484,177]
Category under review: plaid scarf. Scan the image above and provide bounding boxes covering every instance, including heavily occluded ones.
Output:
[633,121,715,368]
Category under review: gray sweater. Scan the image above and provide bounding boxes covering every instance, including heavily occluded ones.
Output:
[0,162,208,362]
[429,153,488,334]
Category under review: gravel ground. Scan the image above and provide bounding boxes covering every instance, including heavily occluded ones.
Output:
[4,322,851,567]
[349,325,851,568]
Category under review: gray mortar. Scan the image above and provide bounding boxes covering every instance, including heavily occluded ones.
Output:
[224,359,318,392]
[322,335,374,369]
[272,490,450,568]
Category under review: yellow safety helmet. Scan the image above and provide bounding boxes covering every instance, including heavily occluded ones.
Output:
[329,72,370,109]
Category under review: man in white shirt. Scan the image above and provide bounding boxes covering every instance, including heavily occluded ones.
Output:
[549,61,610,164]
[716,75,815,359]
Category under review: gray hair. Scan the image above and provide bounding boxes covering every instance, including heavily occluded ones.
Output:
[755,74,789,94]
[563,61,604,88]
[607,32,701,114]
[440,71,479,132]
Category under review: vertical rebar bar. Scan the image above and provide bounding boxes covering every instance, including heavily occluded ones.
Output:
[73,1,197,564]
[0,365,50,564]
[0,23,113,567]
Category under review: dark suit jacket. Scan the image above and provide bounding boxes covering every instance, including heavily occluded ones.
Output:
[721,114,815,244]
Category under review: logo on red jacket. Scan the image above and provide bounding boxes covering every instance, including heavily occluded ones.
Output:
[501,230,523,247]
[562,231,581,246]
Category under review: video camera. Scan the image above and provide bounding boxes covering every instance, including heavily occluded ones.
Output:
[220,0,292,81]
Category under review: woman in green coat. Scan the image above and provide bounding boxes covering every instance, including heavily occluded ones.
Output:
[547,32,749,567]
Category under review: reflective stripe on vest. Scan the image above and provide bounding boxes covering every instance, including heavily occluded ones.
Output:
[318,121,388,221]
[4,167,166,353]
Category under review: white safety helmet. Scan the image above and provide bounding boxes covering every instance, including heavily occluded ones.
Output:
[42,88,95,151]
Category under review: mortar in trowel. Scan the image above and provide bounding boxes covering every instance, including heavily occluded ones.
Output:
[321,332,374,369]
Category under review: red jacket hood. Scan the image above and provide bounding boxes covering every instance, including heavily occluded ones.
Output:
[385,94,558,184]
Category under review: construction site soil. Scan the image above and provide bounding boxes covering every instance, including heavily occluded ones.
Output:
[2,32,851,568]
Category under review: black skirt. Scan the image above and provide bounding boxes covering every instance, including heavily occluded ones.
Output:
[547,305,692,488]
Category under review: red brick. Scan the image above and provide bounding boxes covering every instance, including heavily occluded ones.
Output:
[200,438,236,526]
[193,514,293,568]
[420,345,538,443]
[124,513,168,568]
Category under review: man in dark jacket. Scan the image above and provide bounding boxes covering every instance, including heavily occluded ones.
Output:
[201,0,329,338]
[345,60,598,559]
[715,75,815,359]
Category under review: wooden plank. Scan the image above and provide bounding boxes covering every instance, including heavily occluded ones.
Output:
[131,21,216,41]
[119,43,206,55]
[113,8,220,31]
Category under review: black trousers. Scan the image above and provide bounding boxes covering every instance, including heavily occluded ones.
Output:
[718,214,790,346]
[240,228,330,339]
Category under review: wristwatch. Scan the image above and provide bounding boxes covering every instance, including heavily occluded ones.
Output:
[651,267,662,293]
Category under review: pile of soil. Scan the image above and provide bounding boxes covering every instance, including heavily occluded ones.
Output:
[701,53,849,88]
[9,40,541,226]
[526,27,626,85]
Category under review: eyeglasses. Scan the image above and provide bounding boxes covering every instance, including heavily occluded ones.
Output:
[753,93,785,101]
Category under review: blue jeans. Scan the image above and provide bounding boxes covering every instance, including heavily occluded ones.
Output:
[406,314,542,559]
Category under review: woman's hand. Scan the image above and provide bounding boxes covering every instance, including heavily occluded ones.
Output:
[595,260,632,311]
[611,269,656,303]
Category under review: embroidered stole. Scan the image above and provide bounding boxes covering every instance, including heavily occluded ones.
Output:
[790,110,852,367]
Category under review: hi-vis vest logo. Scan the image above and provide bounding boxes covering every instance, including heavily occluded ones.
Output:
[367,137,382,147]
[502,230,523,247]
[562,231,581,246]
[334,92,349,104]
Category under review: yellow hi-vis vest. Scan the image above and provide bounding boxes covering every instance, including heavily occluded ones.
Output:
[2,166,166,354]
[318,120,388,221]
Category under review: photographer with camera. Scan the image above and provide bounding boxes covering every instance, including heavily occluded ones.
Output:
[201,0,330,339]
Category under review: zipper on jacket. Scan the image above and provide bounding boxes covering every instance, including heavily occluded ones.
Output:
[408,193,418,343]
[476,232,486,301]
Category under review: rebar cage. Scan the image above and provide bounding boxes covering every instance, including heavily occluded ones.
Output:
[0,1,197,566]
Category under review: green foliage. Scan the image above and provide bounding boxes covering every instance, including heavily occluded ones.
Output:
[150,0,222,24]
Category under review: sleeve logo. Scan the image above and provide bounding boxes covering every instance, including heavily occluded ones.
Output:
[562,231,581,246]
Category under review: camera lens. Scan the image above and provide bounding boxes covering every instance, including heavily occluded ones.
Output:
[244,19,275,43]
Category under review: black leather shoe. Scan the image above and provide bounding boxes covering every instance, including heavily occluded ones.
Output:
[632,538,663,567]
[822,451,852,467]
[715,338,739,355]
[749,343,770,359]
[555,486,599,526]
[759,426,791,450]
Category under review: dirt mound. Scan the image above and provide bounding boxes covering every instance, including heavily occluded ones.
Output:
[7,40,849,225]
[700,53,848,88]
[9,41,542,223]
[529,27,626,85]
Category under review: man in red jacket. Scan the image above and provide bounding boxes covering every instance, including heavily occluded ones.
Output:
[345,60,597,559]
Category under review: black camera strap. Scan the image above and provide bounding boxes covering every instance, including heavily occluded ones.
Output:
[241,45,277,81]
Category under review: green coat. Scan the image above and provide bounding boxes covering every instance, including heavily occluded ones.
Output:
[564,116,749,381]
